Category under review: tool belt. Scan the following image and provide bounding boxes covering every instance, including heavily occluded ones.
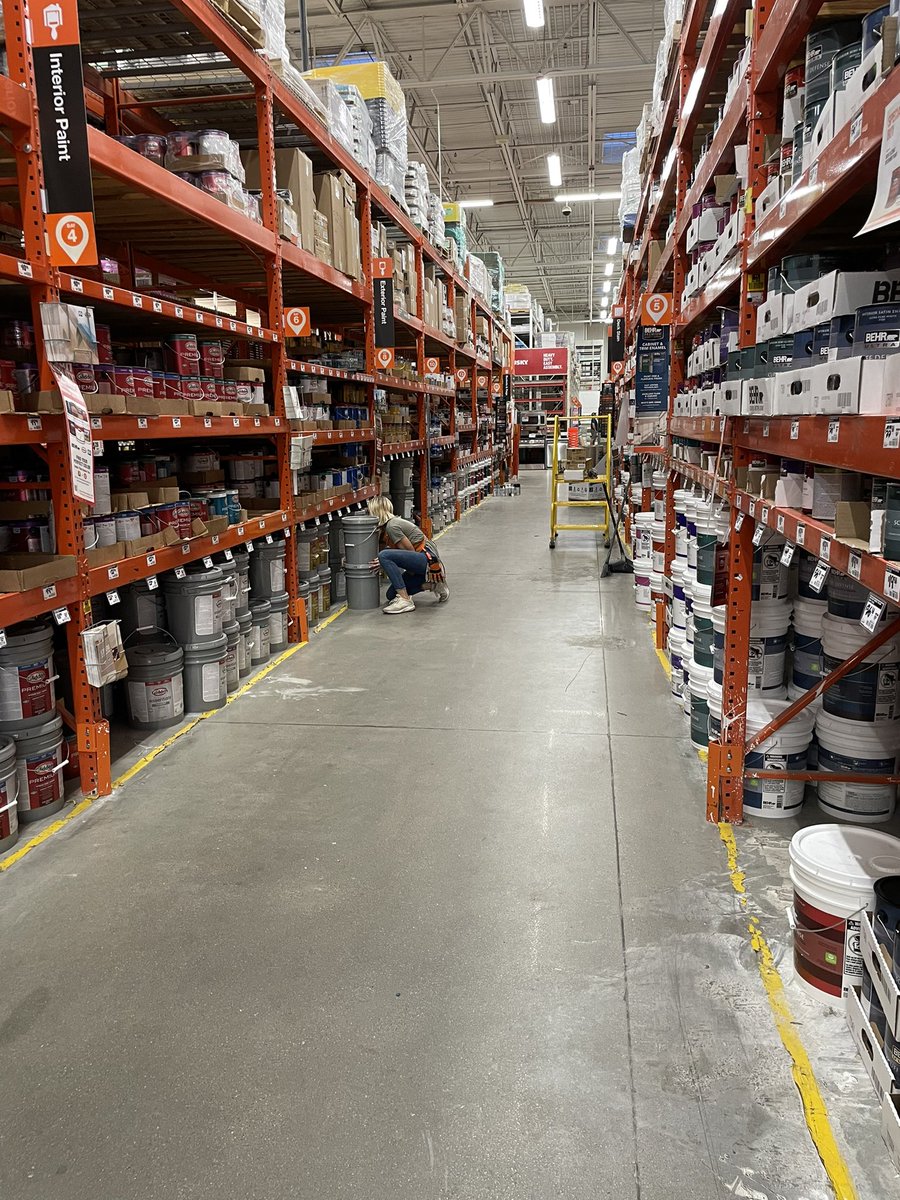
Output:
[415,541,444,581]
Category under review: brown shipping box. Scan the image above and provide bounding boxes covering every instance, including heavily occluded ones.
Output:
[314,173,346,274]
[243,148,316,255]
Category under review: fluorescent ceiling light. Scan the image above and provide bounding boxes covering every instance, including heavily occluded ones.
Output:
[459,199,494,208]
[606,237,617,255]
[536,77,556,124]
[547,153,562,188]
[604,262,614,276]
[523,0,545,28]
[554,191,622,203]
[602,281,611,294]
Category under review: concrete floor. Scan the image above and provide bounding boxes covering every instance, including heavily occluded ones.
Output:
[0,475,892,1198]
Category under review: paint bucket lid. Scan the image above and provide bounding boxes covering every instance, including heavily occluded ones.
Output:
[712,604,727,633]
[822,611,900,660]
[789,824,900,891]
[634,512,654,526]
[816,708,900,749]
[128,642,183,671]
[746,696,816,739]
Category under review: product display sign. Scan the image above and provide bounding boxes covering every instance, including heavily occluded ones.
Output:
[513,347,568,374]
[32,0,98,267]
[284,307,311,337]
[609,304,625,368]
[861,92,900,236]
[372,257,395,349]
[635,323,670,414]
[51,365,94,503]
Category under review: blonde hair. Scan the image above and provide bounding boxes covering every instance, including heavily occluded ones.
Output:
[368,494,394,526]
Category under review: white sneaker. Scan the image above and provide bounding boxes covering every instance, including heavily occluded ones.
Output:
[435,581,450,603]
[383,596,415,614]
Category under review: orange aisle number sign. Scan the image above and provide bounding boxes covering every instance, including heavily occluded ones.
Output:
[425,356,439,373]
[611,361,625,380]
[284,307,310,337]
[640,293,673,326]
[491,379,501,396]
[455,368,469,384]
[375,348,395,370]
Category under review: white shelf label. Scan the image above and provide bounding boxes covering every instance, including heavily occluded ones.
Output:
[776,514,785,534]
[820,537,831,561]
[749,500,756,518]
[107,566,119,580]
[203,556,214,568]
[106,590,119,605]
[27,416,42,431]
[781,542,796,566]
[246,541,254,553]
[734,512,744,532]
[146,575,158,591]
[790,420,799,441]
[796,524,806,546]
[886,569,900,604]
[204,417,212,429]
[175,306,184,318]
[762,423,769,438]
[809,561,829,593]
[827,419,840,443]
[0,630,7,648]
[224,548,233,561]
[752,523,765,547]
[137,417,148,429]
[52,606,70,625]
[265,534,274,544]
[172,417,181,429]
[760,507,769,525]
[886,421,900,450]
[174,568,186,579]
[848,552,862,581]
[862,594,887,633]
[153,300,163,313]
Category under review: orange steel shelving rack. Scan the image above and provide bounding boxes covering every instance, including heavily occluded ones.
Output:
[620,0,900,822]
[0,0,512,799]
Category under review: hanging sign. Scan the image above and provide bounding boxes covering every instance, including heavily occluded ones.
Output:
[455,367,470,384]
[635,323,670,414]
[491,378,502,396]
[425,356,439,374]
[513,347,568,374]
[860,92,900,236]
[609,303,625,370]
[51,365,94,503]
[32,0,98,267]
[284,307,311,337]
[375,347,395,370]
[640,292,673,326]
[372,257,395,349]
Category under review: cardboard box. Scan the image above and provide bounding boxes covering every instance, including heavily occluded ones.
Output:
[86,542,124,569]
[834,501,873,552]
[882,1091,900,1175]
[225,365,266,383]
[188,399,225,417]
[847,984,897,1103]
[809,94,837,165]
[314,173,347,274]
[756,292,784,342]
[741,375,775,417]
[243,148,315,257]
[843,35,894,126]
[123,526,179,558]
[755,176,781,225]
[0,553,77,592]
[18,390,128,415]
[794,270,900,329]
[861,911,900,1036]
[126,396,191,417]
[810,356,863,415]
[0,389,16,413]
[812,468,861,521]
[181,469,226,487]
[773,367,813,415]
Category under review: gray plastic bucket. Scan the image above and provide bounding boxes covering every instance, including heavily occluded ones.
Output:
[0,619,56,729]
[230,547,251,616]
[342,514,378,566]
[237,609,252,678]
[249,598,271,664]
[318,566,332,613]
[224,619,241,693]
[345,563,380,610]
[250,539,286,597]
[392,487,415,520]
[125,641,184,731]
[216,559,240,624]
[390,461,414,490]
[162,564,224,643]
[182,633,228,712]
[331,566,346,603]
[119,579,167,643]
[9,713,65,823]
[298,580,311,629]
[0,734,18,853]
[268,592,289,653]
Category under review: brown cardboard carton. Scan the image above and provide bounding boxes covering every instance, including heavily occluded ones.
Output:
[181,469,226,486]
[86,542,124,569]
[224,365,266,383]
[0,389,14,413]
[0,501,52,519]
[314,173,347,274]
[19,390,128,415]
[122,526,179,558]
[188,398,225,417]
[0,553,77,592]
[243,148,315,256]
[126,396,191,416]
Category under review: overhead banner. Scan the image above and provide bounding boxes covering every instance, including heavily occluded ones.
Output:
[372,257,395,349]
[635,323,670,414]
[513,347,568,374]
[32,0,98,268]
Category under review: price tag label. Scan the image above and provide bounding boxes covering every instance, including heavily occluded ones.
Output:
[246,541,254,553]
[53,606,71,625]
[827,419,840,443]
[735,513,744,532]
[752,523,766,547]
[749,501,756,518]
[265,535,274,544]
[886,421,900,450]
[106,590,120,605]
[138,418,148,430]
[107,565,119,580]
[861,593,887,633]
[283,528,291,539]
[760,507,769,525]
[0,630,6,648]
[172,417,182,429]
[182,543,191,556]
[233,418,241,428]
[92,441,103,457]
[146,554,156,567]
[237,526,245,537]
[103,286,114,300]
[762,423,770,438]
[211,535,219,546]
[90,416,102,430]
[175,568,186,579]
[781,542,796,566]
[69,276,82,291]
[850,112,863,145]
[887,569,900,604]
[820,537,831,561]
[848,552,862,581]
[790,420,799,441]
[809,561,829,593]
[203,556,213,568]
[314,517,321,526]
[254,417,261,428]
[224,549,233,560]
[175,306,184,318]
[146,575,158,591]
[204,418,212,429]
[153,300,163,313]
[796,524,806,546]
[195,311,205,323]
[216,317,224,328]
[776,514,785,534]
[132,293,143,308]
[27,416,42,431]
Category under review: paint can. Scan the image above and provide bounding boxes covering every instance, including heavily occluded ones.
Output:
[115,511,142,542]
[742,697,815,818]
[752,536,790,600]
[165,333,201,376]
[633,556,652,610]
[650,520,666,573]
[669,630,686,703]
[694,503,720,587]
[237,609,253,678]
[249,598,272,664]
[634,511,654,562]
[669,560,687,629]
[216,559,240,625]
[125,642,185,731]
[674,489,690,560]
[342,514,380,568]
[345,563,380,610]
[182,634,228,712]
[94,513,118,547]
[162,564,225,643]
[0,619,55,729]
[821,613,900,722]
[0,734,18,853]
[651,470,667,519]
[688,658,714,750]
[93,466,112,515]
[792,596,827,691]
[816,710,900,823]
[250,539,287,597]
[118,579,167,643]
[748,599,792,695]
[649,570,666,614]
[827,573,870,620]
[712,603,727,683]
[223,619,241,693]
[691,586,715,667]
[268,591,290,652]
[789,823,900,1002]
[318,566,332,613]
[8,713,65,823]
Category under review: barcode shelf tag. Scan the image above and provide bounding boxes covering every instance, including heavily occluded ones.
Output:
[809,561,829,593]
[861,594,887,633]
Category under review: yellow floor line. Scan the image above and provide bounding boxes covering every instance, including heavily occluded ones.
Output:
[648,626,858,1197]
[0,605,352,873]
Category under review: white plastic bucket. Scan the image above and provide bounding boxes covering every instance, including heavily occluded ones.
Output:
[674,489,690,560]
[685,497,698,569]
[743,698,815,818]
[712,604,727,683]
[650,520,666,573]
[748,599,791,694]
[0,734,18,853]
[692,589,715,668]
[633,556,652,610]
[816,709,900,823]
[649,570,666,613]
[792,596,827,691]
[634,512,653,561]
[821,613,900,723]
[669,630,686,702]
[694,503,719,587]
[688,658,714,750]
[707,677,722,740]
[669,560,687,629]
[682,660,692,718]
[0,620,56,729]
[789,824,900,1001]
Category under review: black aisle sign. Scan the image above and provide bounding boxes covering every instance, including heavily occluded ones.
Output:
[372,257,395,349]
[32,0,98,267]
[609,305,625,363]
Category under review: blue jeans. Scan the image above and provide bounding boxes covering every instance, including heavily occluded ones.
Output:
[379,548,428,599]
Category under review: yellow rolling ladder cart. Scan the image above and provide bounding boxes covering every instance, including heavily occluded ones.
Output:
[548,414,612,549]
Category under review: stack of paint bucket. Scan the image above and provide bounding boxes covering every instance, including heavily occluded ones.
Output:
[390,460,415,521]
[342,512,380,609]
[666,488,692,708]
[231,546,253,682]
[816,575,900,824]
[248,535,289,661]
[632,510,653,611]
[0,619,67,846]
[161,560,228,713]
[329,518,346,606]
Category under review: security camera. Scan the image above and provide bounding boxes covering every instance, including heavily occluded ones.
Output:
[561,203,572,218]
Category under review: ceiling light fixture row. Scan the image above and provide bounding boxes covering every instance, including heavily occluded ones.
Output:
[547,153,562,188]
[536,76,556,124]
[523,0,545,28]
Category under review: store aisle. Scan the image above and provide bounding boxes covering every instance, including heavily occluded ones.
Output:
[0,477,873,1199]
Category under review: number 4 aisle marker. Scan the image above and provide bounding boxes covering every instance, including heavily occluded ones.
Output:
[32,0,98,267]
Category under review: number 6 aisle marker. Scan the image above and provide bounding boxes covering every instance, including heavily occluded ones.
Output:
[284,307,310,337]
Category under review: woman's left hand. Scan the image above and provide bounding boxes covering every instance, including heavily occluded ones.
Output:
[369,558,381,570]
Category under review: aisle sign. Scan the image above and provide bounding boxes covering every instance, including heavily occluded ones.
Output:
[425,356,440,374]
[51,365,94,503]
[372,257,395,349]
[284,307,311,337]
[635,322,670,414]
[640,293,673,326]
[33,0,98,267]
[609,303,625,375]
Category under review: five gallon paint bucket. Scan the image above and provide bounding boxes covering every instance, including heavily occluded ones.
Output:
[0,619,56,729]
[237,609,252,678]
[182,634,228,712]
[223,620,241,693]
[742,698,815,818]
[669,560,687,629]
[342,514,379,566]
[694,504,719,587]
[650,521,666,573]
[633,557,652,609]
[828,573,870,620]
[0,734,18,852]
[268,591,289,653]
[249,599,272,663]
[815,710,900,823]
[691,588,715,668]
[125,642,185,731]
[688,658,714,750]
[250,539,287,597]
[790,824,900,1001]
[748,600,791,695]
[752,536,790,601]
[345,564,381,610]
[162,564,224,643]
[792,597,827,691]
[633,512,653,561]
[821,613,900,722]
[8,713,65,823]
[669,630,686,702]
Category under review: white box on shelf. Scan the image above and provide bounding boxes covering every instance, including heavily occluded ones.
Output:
[741,375,775,417]
[811,356,864,415]
[715,381,742,415]
[860,912,900,1036]
[882,1093,900,1176]
[674,393,691,416]
[687,206,725,251]
[847,984,898,1103]
[861,354,900,415]
[809,94,836,166]
[755,176,781,225]
[796,270,900,328]
[772,367,814,414]
[756,292,784,341]
[844,42,887,125]
[782,87,804,140]
[695,387,714,415]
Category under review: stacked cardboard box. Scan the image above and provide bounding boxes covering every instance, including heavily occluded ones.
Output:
[242,147,316,254]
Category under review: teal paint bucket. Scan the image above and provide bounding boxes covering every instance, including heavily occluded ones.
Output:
[792,597,827,691]
[822,613,900,722]
[816,710,900,823]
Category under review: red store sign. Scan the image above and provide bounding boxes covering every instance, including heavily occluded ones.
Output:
[513,348,569,375]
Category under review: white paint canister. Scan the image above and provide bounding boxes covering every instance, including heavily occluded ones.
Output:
[0,619,56,728]
[669,560,687,630]
[633,556,652,610]
[115,510,142,541]
[743,698,815,819]
[92,467,112,516]
[748,599,792,695]
[790,824,900,1002]
[669,630,686,702]
[93,514,118,546]
[633,512,653,562]
[815,710,900,824]
[688,658,714,750]
[268,592,289,653]
[821,613,900,723]
[650,520,666,573]
[0,734,18,852]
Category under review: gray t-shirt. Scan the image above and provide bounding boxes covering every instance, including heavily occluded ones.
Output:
[383,516,438,559]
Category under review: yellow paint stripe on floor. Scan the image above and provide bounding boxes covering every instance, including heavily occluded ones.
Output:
[0,605,353,873]
[718,823,859,1200]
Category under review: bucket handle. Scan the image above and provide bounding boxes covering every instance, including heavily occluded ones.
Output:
[52,757,70,775]
[123,624,180,649]
[0,791,18,816]
[787,902,867,934]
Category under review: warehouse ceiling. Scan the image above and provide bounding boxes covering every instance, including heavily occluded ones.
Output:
[298,0,664,323]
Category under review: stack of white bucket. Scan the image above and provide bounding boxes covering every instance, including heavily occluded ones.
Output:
[632,468,668,612]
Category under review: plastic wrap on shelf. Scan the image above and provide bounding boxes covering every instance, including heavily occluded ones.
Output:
[427,193,445,249]
[270,53,328,122]
[480,252,506,314]
[469,256,491,303]
[306,61,408,166]
[301,76,356,158]
[334,83,377,175]
[258,0,286,61]
[375,150,406,207]
[444,202,468,261]
[619,146,641,234]
[404,161,429,229]
[164,131,245,183]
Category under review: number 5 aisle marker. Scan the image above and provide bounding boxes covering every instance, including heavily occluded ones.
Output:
[31,0,98,267]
